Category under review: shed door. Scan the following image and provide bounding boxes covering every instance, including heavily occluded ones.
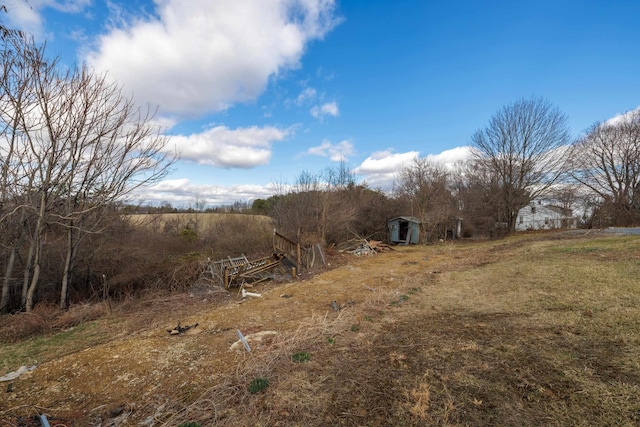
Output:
[399,221,409,242]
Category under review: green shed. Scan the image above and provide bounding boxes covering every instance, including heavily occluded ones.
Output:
[388,216,421,245]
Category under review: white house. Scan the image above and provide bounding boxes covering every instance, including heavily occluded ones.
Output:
[516,203,578,231]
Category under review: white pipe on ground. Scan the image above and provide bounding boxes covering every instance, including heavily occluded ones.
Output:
[242,289,262,298]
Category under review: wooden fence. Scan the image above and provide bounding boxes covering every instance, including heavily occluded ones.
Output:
[272,230,318,273]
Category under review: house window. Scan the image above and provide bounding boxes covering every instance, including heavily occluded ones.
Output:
[544,217,549,225]
[519,215,523,224]
[531,206,536,214]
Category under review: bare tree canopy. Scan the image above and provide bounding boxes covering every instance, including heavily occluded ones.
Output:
[0,4,22,39]
[395,157,457,241]
[0,35,176,312]
[569,109,640,226]
[270,162,358,245]
[470,96,571,232]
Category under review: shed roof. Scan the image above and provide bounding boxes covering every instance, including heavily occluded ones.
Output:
[388,216,421,224]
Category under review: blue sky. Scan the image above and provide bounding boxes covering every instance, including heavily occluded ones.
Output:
[5,0,640,207]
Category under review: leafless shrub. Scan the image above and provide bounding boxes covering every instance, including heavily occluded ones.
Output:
[0,301,111,343]
[202,214,273,257]
[49,303,107,330]
[0,303,57,342]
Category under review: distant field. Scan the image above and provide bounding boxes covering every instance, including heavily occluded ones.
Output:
[127,212,274,231]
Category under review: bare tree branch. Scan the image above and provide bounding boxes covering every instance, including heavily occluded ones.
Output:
[470,97,571,233]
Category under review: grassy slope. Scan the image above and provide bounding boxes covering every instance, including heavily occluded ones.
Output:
[1,232,639,426]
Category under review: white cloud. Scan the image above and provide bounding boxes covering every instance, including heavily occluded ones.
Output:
[425,146,473,167]
[353,146,474,190]
[138,146,472,206]
[5,4,42,38]
[353,149,419,190]
[310,101,339,120]
[5,0,91,39]
[307,139,354,161]
[85,0,340,118]
[296,87,318,105]
[169,125,292,168]
[355,149,419,174]
[604,106,640,127]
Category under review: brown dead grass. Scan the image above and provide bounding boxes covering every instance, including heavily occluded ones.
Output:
[1,230,640,426]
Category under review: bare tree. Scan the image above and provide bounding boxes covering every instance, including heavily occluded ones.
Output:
[471,96,571,233]
[55,67,174,309]
[0,33,43,312]
[317,161,357,243]
[547,184,580,213]
[270,162,358,245]
[568,109,640,226]
[450,159,503,237]
[395,157,456,241]
[0,35,175,311]
[0,4,23,40]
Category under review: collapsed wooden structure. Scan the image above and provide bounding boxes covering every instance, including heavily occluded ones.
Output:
[208,253,283,288]
[272,230,320,272]
[208,230,324,288]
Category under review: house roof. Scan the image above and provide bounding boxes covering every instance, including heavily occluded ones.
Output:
[388,216,421,224]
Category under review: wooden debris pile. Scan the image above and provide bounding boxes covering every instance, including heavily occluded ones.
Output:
[368,240,392,252]
[341,239,393,256]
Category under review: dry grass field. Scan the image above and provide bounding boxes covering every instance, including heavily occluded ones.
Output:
[126,212,274,231]
[1,230,639,426]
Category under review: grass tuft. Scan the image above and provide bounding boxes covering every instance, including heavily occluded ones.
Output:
[248,378,270,394]
[291,351,311,362]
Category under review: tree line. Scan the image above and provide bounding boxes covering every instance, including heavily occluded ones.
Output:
[393,97,640,238]
[259,97,640,245]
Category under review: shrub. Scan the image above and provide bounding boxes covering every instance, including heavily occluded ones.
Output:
[180,226,197,242]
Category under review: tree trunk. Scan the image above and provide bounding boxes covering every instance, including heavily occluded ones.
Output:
[4,219,30,312]
[21,234,35,308]
[60,226,78,310]
[25,237,42,312]
[1,248,17,313]
[26,199,46,312]
[508,208,518,233]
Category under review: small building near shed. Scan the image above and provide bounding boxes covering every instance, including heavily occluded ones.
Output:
[388,216,421,245]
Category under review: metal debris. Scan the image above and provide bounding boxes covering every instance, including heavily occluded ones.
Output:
[236,330,252,352]
[39,414,51,427]
[0,365,37,382]
[230,330,279,352]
